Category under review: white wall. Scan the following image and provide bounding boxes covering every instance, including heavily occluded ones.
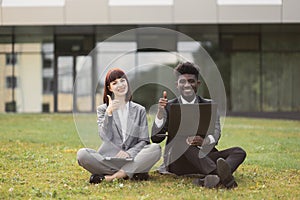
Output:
[0,5,2,25]
[2,3,64,25]
[65,0,109,24]
[109,5,173,24]
[17,53,42,113]
[282,0,300,22]
[0,0,299,25]
[218,5,281,23]
[174,0,217,23]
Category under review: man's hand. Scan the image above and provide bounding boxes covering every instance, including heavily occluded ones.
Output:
[157,91,168,119]
[115,150,130,158]
[186,136,204,146]
[106,95,120,115]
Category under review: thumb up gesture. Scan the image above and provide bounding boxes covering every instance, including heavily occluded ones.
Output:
[157,91,168,119]
[106,95,120,115]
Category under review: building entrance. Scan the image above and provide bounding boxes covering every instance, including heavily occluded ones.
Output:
[54,34,95,112]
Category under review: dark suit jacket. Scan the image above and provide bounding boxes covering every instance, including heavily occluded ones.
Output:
[97,101,150,158]
[151,95,221,175]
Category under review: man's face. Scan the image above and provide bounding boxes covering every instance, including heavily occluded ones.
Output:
[176,74,200,101]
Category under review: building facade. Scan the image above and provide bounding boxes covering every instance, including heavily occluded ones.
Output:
[0,0,299,113]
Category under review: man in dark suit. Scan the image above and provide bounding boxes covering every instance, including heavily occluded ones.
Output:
[151,62,246,189]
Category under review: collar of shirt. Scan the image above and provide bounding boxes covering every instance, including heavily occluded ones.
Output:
[117,102,129,119]
[180,96,197,104]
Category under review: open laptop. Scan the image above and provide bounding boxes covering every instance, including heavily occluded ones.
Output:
[167,103,217,142]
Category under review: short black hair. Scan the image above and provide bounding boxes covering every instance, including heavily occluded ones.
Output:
[174,62,199,79]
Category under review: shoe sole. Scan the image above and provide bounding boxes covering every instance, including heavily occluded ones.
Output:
[204,175,220,188]
[217,158,235,188]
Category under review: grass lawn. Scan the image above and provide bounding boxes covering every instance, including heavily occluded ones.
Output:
[0,114,299,199]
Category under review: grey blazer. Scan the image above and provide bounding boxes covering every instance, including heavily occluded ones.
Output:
[97,101,150,158]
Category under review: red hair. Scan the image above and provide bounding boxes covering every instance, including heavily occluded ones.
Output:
[103,68,132,105]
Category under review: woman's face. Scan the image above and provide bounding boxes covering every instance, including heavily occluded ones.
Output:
[108,77,128,98]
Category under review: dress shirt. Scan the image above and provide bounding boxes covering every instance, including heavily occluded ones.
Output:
[117,102,129,142]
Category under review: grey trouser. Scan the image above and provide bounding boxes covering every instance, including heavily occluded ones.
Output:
[77,143,161,178]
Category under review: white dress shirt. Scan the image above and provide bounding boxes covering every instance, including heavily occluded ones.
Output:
[117,102,129,142]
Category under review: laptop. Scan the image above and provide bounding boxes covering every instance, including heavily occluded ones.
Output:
[167,103,217,142]
[104,157,134,166]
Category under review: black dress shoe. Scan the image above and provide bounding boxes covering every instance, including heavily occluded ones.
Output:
[193,175,220,188]
[131,173,149,181]
[217,158,237,189]
[89,174,105,184]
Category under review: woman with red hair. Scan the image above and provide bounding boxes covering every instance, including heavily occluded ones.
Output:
[77,68,161,183]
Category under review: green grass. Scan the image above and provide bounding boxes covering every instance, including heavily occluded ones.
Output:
[0,114,299,199]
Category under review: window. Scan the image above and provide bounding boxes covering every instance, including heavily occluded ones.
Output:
[43,77,54,94]
[43,58,53,69]
[5,101,16,112]
[6,53,17,65]
[43,53,54,69]
[42,103,50,113]
[42,44,54,94]
[6,76,17,88]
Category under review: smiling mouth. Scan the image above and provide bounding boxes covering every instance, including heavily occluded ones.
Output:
[183,88,193,92]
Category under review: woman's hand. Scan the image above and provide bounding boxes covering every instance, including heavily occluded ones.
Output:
[116,150,130,158]
[106,95,120,115]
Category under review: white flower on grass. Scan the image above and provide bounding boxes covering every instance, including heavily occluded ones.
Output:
[8,187,14,192]
[119,183,124,188]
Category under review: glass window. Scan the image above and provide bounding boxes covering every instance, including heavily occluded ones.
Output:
[42,44,54,94]
[75,56,92,97]
[6,76,17,88]
[56,35,93,54]
[262,53,300,111]
[43,57,53,69]
[221,34,259,51]
[96,41,137,86]
[42,43,54,53]
[5,101,16,112]
[134,52,178,109]
[42,103,50,113]
[43,77,54,94]
[230,53,260,111]
[58,56,73,93]
[99,42,137,52]
[262,33,300,51]
[96,25,137,42]
[177,41,200,52]
[6,53,17,65]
